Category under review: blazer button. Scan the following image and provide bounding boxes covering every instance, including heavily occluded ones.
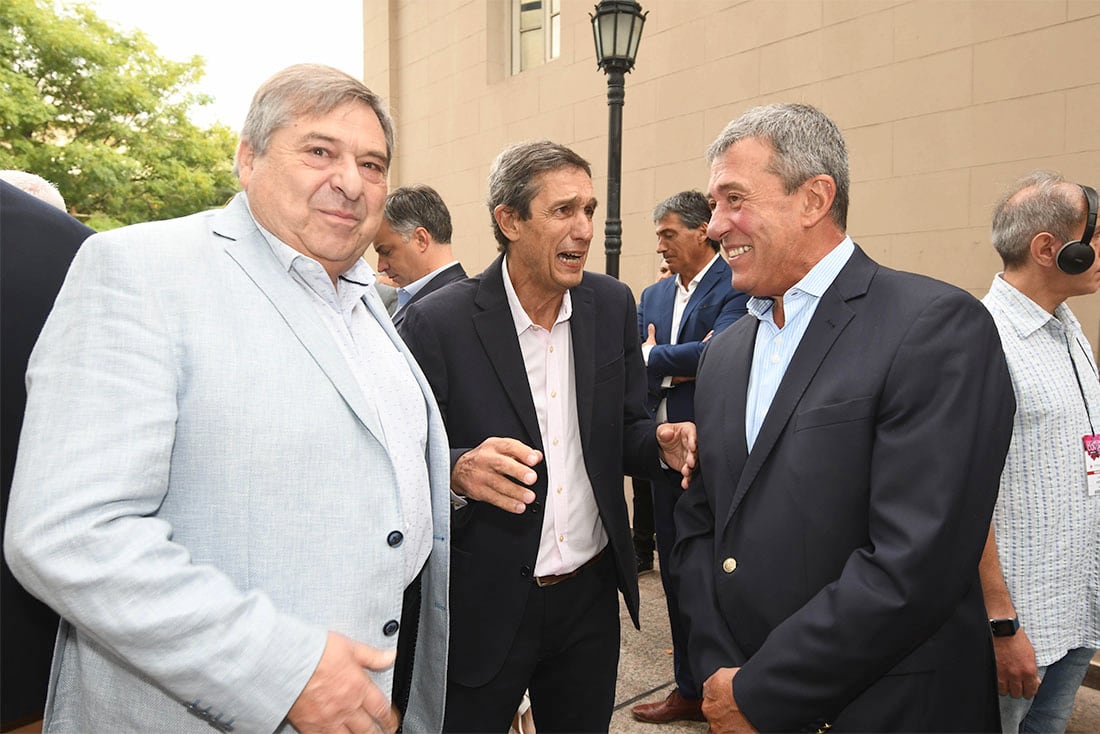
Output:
[387,530,404,547]
[722,557,737,574]
[383,619,400,636]
[520,565,532,578]
[530,500,542,515]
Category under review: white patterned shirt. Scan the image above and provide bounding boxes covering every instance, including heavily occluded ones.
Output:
[248,199,433,588]
[982,274,1100,666]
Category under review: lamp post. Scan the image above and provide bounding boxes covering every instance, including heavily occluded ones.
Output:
[590,0,646,279]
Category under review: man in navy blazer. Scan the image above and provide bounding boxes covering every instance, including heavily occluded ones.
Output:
[671,104,1015,733]
[372,184,467,328]
[1,179,93,728]
[399,140,697,733]
[631,190,748,724]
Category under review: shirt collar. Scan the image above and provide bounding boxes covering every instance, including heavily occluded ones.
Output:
[403,260,459,300]
[244,192,376,303]
[501,254,572,335]
[986,273,1081,338]
[676,251,722,293]
[747,235,855,319]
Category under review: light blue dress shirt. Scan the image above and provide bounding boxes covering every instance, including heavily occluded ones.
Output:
[745,236,854,450]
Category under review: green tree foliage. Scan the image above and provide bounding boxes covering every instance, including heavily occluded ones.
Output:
[1,0,239,226]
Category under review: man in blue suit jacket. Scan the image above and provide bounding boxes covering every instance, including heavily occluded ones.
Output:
[631,191,748,724]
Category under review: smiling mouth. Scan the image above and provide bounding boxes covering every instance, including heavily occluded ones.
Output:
[558,251,586,264]
[725,244,752,258]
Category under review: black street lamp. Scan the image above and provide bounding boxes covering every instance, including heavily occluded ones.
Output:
[590,0,646,279]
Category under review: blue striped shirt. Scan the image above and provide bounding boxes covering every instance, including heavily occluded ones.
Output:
[745,237,854,450]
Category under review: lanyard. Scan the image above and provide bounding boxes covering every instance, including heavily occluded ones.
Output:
[1065,332,1098,436]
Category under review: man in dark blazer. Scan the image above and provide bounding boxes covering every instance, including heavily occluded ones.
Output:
[631,190,748,724]
[399,140,697,734]
[372,184,466,327]
[1,179,93,728]
[670,104,1016,733]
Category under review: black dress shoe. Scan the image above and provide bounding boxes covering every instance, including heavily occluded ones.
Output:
[636,555,654,574]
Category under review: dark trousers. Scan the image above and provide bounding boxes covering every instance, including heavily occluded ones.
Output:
[442,550,621,733]
[652,475,699,698]
[631,477,655,557]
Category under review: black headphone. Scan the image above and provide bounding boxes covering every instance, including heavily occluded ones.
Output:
[1056,184,1098,275]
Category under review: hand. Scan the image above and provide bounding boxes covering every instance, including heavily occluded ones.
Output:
[670,376,695,385]
[644,323,658,348]
[993,629,1041,698]
[656,421,697,489]
[451,437,541,514]
[288,632,399,734]
[702,667,757,733]
[703,329,715,342]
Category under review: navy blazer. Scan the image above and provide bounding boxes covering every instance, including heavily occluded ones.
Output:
[0,182,92,725]
[637,256,748,421]
[399,255,664,687]
[391,261,467,328]
[671,247,1014,732]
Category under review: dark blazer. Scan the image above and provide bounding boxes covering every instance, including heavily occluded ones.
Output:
[637,256,748,421]
[392,261,467,328]
[399,254,662,687]
[1,181,93,725]
[671,246,1015,733]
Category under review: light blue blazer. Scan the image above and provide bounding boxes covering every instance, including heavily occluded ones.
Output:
[4,194,451,733]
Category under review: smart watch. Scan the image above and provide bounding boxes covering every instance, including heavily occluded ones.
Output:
[989,617,1020,637]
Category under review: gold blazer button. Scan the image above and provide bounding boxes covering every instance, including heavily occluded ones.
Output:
[722,557,737,573]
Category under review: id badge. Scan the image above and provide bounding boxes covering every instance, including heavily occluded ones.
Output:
[1085,434,1100,497]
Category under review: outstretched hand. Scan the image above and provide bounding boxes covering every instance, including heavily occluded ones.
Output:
[656,421,697,489]
[451,437,542,514]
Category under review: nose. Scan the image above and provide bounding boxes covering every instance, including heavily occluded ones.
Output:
[574,210,593,242]
[706,211,727,244]
[331,154,363,201]
[656,238,667,254]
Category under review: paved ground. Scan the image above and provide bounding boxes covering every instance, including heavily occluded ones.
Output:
[610,563,1100,734]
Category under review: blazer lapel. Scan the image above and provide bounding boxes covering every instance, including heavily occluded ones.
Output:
[722,248,874,528]
[717,315,755,524]
[570,282,595,455]
[676,259,723,340]
[472,256,543,448]
[213,196,389,447]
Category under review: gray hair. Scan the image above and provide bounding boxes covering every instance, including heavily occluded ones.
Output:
[487,140,592,252]
[652,190,718,252]
[991,170,1082,267]
[706,103,849,229]
[235,64,394,175]
[384,185,453,244]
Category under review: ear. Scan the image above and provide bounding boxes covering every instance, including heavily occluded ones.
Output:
[236,141,256,188]
[800,175,836,228]
[694,223,710,246]
[412,226,432,253]
[494,204,522,243]
[1029,231,1060,269]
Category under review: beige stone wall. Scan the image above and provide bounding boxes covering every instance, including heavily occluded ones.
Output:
[365,0,1100,352]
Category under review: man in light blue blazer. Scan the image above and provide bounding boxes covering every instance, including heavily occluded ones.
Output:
[3,64,451,734]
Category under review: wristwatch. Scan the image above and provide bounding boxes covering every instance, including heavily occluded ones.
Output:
[989,617,1020,637]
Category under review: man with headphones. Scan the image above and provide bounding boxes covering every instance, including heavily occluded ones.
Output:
[979,170,1100,734]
